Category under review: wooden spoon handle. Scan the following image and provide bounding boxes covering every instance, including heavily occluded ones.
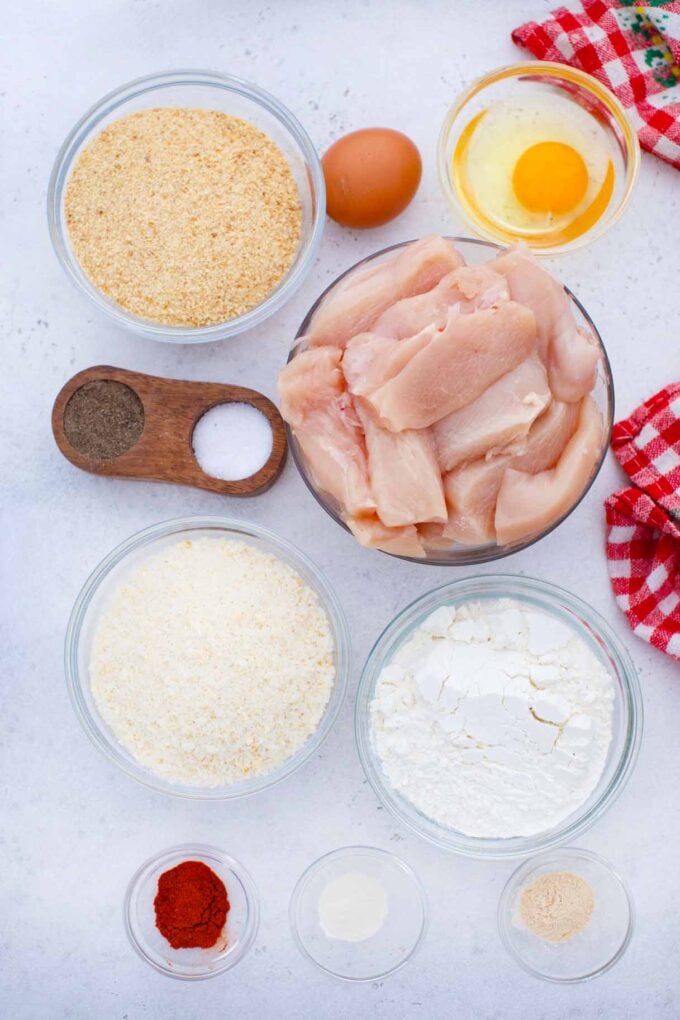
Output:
[52,365,287,497]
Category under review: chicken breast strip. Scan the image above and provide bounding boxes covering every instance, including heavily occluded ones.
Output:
[432,353,551,472]
[441,400,581,546]
[355,403,447,528]
[368,301,537,431]
[278,347,375,517]
[307,235,463,348]
[492,247,600,403]
[494,397,604,545]
[373,263,508,339]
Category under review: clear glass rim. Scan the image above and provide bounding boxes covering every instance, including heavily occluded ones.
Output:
[123,842,260,980]
[288,236,615,565]
[497,846,635,983]
[288,844,429,983]
[355,574,643,859]
[437,61,641,256]
[47,69,326,343]
[65,515,350,799]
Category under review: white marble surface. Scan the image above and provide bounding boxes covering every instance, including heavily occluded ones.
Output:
[3,1,680,1017]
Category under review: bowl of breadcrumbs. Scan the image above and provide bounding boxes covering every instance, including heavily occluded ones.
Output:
[48,71,325,341]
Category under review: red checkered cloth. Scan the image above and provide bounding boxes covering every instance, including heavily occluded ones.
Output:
[605,383,680,660]
[512,1,680,169]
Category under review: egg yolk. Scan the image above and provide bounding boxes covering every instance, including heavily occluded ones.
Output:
[512,141,589,215]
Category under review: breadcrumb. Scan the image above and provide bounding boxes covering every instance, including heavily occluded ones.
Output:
[65,107,302,326]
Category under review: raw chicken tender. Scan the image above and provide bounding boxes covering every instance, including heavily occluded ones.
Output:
[356,403,447,528]
[343,329,434,398]
[442,400,581,545]
[442,458,510,545]
[374,264,508,339]
[450,264,509,307]
[492,247,599,402]
[307,236,462,348]
[278,347,375,516]
[495,397,603,545]
[368,301,537,431]
[432,353,551,472]
[417,521,455,548]
[347,515,425,558]
[514,399,581,474]
[373,271,466,339]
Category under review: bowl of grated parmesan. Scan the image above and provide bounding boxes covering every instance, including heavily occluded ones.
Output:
[65,516,349,798]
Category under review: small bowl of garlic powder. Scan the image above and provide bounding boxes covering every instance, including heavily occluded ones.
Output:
[48,71,325,342]
[65,516,349,798]
[498,847,634,982]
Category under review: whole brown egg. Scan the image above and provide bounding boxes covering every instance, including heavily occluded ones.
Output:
[322,128,422,229]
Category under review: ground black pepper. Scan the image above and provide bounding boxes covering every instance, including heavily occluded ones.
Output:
[63,380,144,460]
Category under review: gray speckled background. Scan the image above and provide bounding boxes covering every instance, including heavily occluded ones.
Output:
[2,1,679,1017]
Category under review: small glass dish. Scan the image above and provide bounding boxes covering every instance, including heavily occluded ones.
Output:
[289,846,428,982]
[288,237,614,565]
[498,847,634,982]
[47,70,325,342]
[355,575,642,859]
[65,516,350,799]
[438,62,639,255]
[125,843,259,980]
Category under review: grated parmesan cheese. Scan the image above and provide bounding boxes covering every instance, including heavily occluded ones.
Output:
[90,538,335,786]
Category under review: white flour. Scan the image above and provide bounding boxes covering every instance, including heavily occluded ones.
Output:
[371,598,615,838]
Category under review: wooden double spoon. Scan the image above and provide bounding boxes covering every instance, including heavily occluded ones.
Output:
[52,365,287,497]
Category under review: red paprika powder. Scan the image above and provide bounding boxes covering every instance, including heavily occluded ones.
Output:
[154,860,229,950]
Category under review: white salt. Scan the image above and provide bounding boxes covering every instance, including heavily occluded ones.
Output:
[192,402,273,481]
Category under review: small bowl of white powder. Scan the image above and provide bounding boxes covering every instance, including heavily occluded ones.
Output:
[356,575,642,859]
[66,516,349,798]
[289,846,428,981]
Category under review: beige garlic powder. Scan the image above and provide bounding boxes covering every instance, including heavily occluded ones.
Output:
[65,107,302,326]
[520,871,595,943]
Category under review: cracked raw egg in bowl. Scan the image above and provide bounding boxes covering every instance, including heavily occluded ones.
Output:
[439,63,639,255]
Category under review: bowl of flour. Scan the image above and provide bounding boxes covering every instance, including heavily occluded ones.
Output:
[356,575,642,858]
[66,516,349,798]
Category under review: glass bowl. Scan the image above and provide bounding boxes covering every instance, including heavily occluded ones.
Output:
[289,846,428,981]
[65,516,350,798]
[287,236,614,565]
[498,847,634,982]
[438,62,639,255]
[125,843,259,979]
[355,575,642,859]
[47,70,325,342]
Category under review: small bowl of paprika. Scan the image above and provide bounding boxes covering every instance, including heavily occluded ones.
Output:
[124,843,259,979]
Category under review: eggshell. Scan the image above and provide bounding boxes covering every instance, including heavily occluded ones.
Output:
[322,128,422,229]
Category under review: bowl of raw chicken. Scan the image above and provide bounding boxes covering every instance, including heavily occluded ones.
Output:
[279,236,613,564]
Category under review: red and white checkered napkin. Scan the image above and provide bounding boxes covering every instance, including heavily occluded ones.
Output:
[605,383,680,660]
[512,1,680,169]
